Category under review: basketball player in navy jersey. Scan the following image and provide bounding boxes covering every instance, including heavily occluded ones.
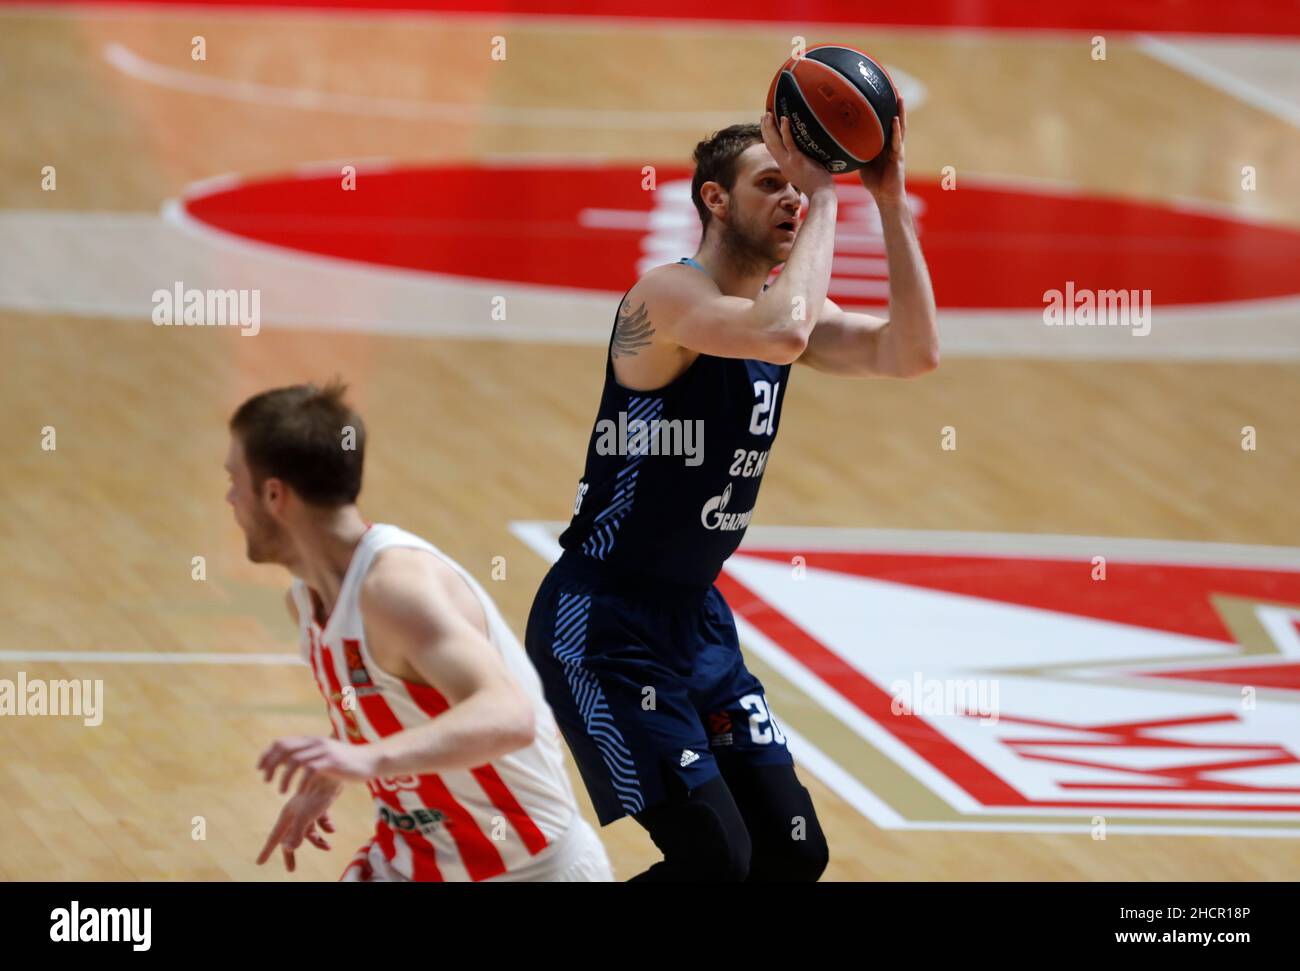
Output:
[524,109,937,881]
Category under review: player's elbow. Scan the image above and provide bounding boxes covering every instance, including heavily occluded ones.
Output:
[911,345,940,376]
[895,342,939,378]
[765,328,810,365]
[511,703,537,750]
[497,687,537,753]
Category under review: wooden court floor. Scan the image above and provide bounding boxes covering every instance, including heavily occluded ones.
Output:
[2,6,1299,880]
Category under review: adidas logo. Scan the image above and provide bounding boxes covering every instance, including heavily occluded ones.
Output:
[680,749,700,767]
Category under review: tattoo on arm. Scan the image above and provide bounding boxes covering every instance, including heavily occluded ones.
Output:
[612,300,655,358]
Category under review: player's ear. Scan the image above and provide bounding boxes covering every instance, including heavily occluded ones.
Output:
[261,476,286,509]
[700,181,727,220]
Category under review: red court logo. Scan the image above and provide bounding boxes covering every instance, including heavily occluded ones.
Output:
[182,164,1300,310]
[714,529,1300,834]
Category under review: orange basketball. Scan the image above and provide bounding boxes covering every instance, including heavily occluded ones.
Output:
[766,43,900,172]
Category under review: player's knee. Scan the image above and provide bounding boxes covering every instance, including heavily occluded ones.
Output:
[716,824,753,882]
[746,829,827,882]
[755,827,828,882]
[677,798,752,881]
[636,775,753,881]
[746,794,829,882]
[802,828,830,880]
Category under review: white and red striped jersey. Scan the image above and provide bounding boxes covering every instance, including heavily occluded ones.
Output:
[289,523,582,882]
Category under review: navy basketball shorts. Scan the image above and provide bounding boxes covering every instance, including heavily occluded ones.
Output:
[524,551,794,826]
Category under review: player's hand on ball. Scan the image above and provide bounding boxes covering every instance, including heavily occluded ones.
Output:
[859,97,906,203]
[761,111,836,197]
[258,734,379,793]
[256,773,344,872]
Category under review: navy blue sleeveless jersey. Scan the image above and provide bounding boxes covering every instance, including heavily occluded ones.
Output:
[557,257,791,590]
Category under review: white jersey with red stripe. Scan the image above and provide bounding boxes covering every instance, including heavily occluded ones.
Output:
[289,523,587,882]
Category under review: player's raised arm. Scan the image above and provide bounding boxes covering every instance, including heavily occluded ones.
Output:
[657,113,840,365]
[798,291,937,378]
[356,548,537,776]
[797,109,939,378]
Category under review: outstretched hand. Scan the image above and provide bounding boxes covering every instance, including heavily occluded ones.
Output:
[256,773,343,873]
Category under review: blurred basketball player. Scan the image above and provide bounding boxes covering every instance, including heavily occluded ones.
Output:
[523,109,938,880]
[226,382,612,881]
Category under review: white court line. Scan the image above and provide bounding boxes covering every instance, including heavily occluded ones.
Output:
[0,650,304,666]
[1137,35,1300,129]
[732,525,1300,568]
[775,723,907,830]
[103,41,927,129]
[103,42,761,129]
[873,820,1300,836]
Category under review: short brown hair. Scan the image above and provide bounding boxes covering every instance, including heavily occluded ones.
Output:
[229,380,365,506]
[690,122,763,235]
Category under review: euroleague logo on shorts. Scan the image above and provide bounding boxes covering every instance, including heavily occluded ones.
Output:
[181,163,1300,309]
[707,711,734,747]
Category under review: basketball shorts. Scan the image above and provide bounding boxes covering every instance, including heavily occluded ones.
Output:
[523,550,794,826]
[340,815,614,882]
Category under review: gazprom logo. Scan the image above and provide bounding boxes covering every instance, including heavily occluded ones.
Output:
[701,483,753,532]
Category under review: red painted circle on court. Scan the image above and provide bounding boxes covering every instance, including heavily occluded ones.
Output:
[183,164,1300,308]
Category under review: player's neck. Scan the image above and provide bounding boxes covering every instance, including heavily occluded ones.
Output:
[289,507,371,620]
[692,233,774,298]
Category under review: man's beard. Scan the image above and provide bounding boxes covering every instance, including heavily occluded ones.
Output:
[244,508,288,564]
[717,213,782,275]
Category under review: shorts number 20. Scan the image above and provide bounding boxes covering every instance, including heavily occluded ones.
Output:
[739,694,787,745]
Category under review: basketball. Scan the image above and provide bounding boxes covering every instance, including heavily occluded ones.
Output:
[765,43,900,173]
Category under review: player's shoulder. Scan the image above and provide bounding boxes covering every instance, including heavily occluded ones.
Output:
[361,545,490,641]
[625,259,718,314]
[361,546,462,618]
